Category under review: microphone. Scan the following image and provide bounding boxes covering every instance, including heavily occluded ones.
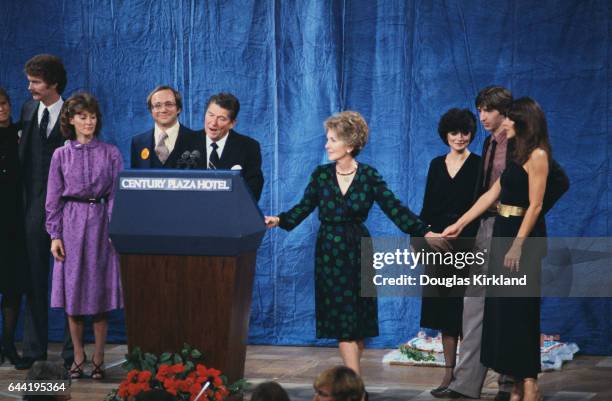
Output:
[177,151,191,169]
[189,150,201,168]
[179,150,201,169]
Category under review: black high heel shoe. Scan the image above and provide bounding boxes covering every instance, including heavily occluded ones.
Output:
[1,344,23,366]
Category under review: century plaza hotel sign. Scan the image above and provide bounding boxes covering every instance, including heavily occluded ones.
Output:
[120,177,233,191]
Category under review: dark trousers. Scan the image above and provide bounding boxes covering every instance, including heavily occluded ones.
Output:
[22,189,73,361]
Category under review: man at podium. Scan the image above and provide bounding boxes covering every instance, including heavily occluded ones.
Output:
[130,85,201,169]
[201,92,264,201]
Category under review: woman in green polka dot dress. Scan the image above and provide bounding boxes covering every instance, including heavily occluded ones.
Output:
[265,111,441,375]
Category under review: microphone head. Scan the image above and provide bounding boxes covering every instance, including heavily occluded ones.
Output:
[190,150,201,159]
[181,151,190,159]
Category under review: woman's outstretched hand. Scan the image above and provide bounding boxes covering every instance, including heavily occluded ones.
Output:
[265,216,280,228]
[442,222,463,238]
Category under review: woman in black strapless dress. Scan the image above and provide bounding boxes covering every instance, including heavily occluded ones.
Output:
[443,97,551,401]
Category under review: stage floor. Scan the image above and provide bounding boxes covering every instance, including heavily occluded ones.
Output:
[0,343,610,401]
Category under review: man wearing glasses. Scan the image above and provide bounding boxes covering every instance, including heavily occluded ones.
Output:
[131,85,200,169]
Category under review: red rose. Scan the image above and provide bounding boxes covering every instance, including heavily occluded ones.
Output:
[171,364,185,374]
[127,383,143,397]
[138,371,152,382]
[126,370,139,382]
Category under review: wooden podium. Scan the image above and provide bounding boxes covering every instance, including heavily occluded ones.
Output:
[110,169,265,382]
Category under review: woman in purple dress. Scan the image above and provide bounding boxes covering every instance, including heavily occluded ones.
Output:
[46,92,123,379]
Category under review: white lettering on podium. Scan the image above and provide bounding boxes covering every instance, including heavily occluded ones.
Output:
[120,177,232,191]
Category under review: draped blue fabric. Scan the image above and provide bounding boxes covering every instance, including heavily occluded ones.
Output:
[1,0,610,355]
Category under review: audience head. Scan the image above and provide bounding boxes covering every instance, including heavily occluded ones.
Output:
[204,92,240,141]
[313,366,365,401]
[504,97,552,164]
[475,85,512,134]
[324,111,369,158]
[437,108,477,146]
[0,87,11,126]
[134,389,178,401]
[147,85,183,129]
[60,92,102,139]
[24,54,67,102]
[251,381,291,401]
[23,361,71,401]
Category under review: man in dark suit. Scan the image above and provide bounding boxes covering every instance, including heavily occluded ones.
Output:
[131,85,201,169]
[201,92,263,201]
[17,54,72,370]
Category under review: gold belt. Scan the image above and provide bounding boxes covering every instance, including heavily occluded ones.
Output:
[497,203,526,218]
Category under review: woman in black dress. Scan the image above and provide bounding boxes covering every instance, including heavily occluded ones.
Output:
[265,111,441,376]
[419,109,481,395]
[0,87,26,367]
[444,98,550,401]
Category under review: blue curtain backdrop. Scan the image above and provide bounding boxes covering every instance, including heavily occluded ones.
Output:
[1,0,610,355]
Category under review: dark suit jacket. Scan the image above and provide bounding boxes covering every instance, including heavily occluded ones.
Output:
[18,99,65,204]
[18,100,63,166]
[199,129,264,201]
[130,124,200,169]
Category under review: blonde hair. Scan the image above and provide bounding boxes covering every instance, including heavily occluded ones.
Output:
[324,111,369,157]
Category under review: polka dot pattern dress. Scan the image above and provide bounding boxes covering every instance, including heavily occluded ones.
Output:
[279,163,429,340]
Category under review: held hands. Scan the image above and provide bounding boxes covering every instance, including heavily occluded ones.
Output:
[51,239,65,262]
[265,216,280,229]
[424,231,450,251]
[442,222,463,238]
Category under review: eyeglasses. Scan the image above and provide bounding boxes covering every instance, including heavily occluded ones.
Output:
[152,102,177,110]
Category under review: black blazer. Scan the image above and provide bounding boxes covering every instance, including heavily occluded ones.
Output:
[200,129,264,201]
[130,124,200,169]
[17,99,63,165]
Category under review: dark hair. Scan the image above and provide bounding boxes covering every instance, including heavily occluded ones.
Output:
[24,54,67,94]
[314,366,364,401]
[0,87,11,105]
[507,97,552,165]
[475,85,512,115]
[251,381,291,401]
[437,108,477,145]
[147,85,183,112]
[23,361,69,401]
[324,111,369,157]
[206,92,240,121]
[134,390,178,401]
[60,92,102,139]
[0,87,11,125]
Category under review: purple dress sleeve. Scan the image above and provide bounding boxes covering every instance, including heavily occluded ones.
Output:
[45,149,66,240]
[107,147,124,222]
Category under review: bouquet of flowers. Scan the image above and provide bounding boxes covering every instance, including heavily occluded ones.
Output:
[106,344,244,401]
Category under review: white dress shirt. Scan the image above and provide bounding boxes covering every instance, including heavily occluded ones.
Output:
[206,131,230,167]
[154,121,180,154]
[37,98,63,137]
